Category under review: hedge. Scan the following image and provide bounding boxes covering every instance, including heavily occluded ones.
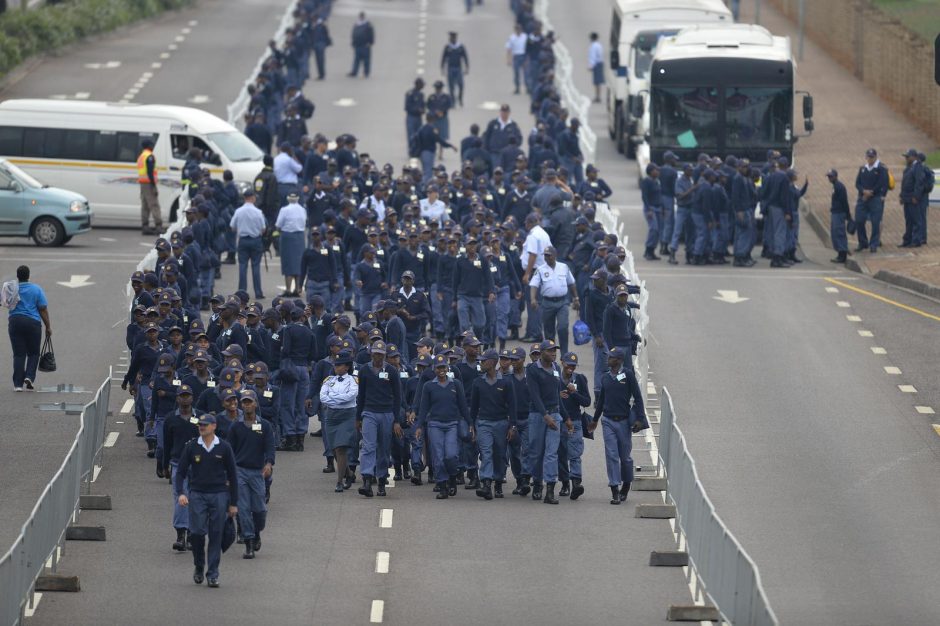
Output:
[0,0,195,78]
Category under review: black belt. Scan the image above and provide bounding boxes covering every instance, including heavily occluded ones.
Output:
[542,406,559,413]
[542,295,566,302]
[606,414,628,422]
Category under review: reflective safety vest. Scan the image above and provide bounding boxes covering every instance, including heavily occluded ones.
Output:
[137,149,157,184]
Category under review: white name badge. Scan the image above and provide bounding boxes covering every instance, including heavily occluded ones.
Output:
[173,379,181,386]
[263,390,273,398]
[475,363,482,372]
[379,372,389,380]
[473,260,481,268]
[332,245,341,252]
[366,180,373,186]
[248,335,252,344]
[490,266,497,273]
[498,189,506,195]
[429,246,436,252]
[411,195,418,201]
[373,263,381,269]
[456,192,463,198]
[317,319,324,326]
[553,370,560,378]
[377,249,385,256]
[616,373,626,382]
[485,194,493,201]
[252,423,262,432]
[353,369,359,376]
[400,372,409,379]
[207,380,217,388]
[459,247,466,254]
[499,255,506,262]
[591,182,598,188]
[417,253,425,260]
[271,333,279,341]
[320,248,329,255]
[447,372,455,379]
[189,417,200,425]
[352,186,359,193]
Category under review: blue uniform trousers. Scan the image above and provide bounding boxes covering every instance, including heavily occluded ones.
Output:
[511,54,525,91]
[188,490,228,580]
[406,114,422,147]
[830,211,849,253]
[592,338,608,395]
[733,211,751,257]
[138,383,153,436]
[477,420,509,481]
[359,292,382,321]
[526,411,561,483]
[153,414,167,468]
[769,206,787,255]
[281,362,310,436]
[170,461,189,530]
[524,294,542,340]
[236,467,267,540]
[916,197,929,245]
[509,293,522,328]
[360,410,394,479]
[644,207,660,249]
[351,45,370,77]
[457,295,485,338]
[690,213,708,256]
[407,423,424,472]
[855,196,883,250]
[787,210,800,251]
[712,213,730,254]
[540,296,569,354]
[420,150,435,183]
[493,285,511,340]
[447,66,464,103]
[237,236,264,296]
[601,416,633,487]
[508,415,528,479]
[660,196,675,245]
[428,420,459,481]
[561,419,584,479]
[669,206,691,252]
[305,279,331,306]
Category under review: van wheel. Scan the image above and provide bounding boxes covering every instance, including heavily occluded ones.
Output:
[32,217,66,247]
[626,137,636,160]
[614,107,624,154]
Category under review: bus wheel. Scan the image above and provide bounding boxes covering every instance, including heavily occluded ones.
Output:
[169,197,180,224]
[31,217,65,247]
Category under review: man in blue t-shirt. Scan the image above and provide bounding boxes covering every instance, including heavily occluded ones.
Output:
[7,265,52,391]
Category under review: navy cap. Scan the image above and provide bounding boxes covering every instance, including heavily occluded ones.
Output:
[177,383,193,396]
[239,389,258,403]
[529,342,541,354]
[334,350,354,365]
[371,340,387,354]
[156,354,174,372]
[197,414,216,425]
[562,351,579,366]
[481,348,500,361]
[903,148,919,158]
[433,354,448,368]
[222,344,244,358]
[413,353,433,368]
[865,148,877,158]
[464,335,482,347]
[192,350,209,362]
[218,368,237,388]
[826,168,838,178]
[538,339,558,351]
[509,347,525,360]
[608,347,625,360]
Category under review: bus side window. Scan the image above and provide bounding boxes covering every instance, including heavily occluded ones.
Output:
[0,127,24,156]
[117,132,147,162]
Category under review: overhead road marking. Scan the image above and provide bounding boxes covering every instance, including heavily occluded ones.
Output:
[871,347,887,355]
[379,509,393,528]
[370,600,384,623]
[825,278,940,323]
[899,385,917,393]
[916,406,935,415]
[375,551,389,573]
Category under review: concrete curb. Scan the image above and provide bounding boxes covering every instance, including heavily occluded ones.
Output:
[803,204,831,249]
[872,269,940,300]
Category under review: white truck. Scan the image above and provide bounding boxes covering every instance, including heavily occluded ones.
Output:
[604,0,732,159]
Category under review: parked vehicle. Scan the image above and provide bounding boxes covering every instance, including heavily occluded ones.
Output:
[0,158,92,246]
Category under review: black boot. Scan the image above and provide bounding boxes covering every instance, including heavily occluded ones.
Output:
[376,477,388,496]
[531,481,543,501]
[831,251,847,263]
[295,436,304,452]
[559,480,570,497]
[668,250,678,265]
[411,471,423,486]
[509,327,520,341]
[610,485,621,505]
[243,541,255,559]
[393,465,403,481]
[436,481,449,499]
[494,481,504,498]
[543,481,559,504]
[447,476,458,496]
[402,466,412,480]
[466,469,480,490]
[358,475,374,497]
[344,468,356,489]
[455,471,465,486]
[620,482,630,502]
[146,439,156,458]
[323,457,335,473]
[224,252,236,265]
[172,528,186,552]
[789,249,803,263]
[518,476,531,497]
[570,477,584,500]
[498,338,506,351]
[184,530,192,551]
[476,478,493,500]
[252,534,261,552]
[660,242,669,256]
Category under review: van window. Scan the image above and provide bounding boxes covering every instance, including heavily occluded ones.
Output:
[172,134,212,160]
[23,128,45,158]
[0,127,23,156]
[0,126,155,162]
[118,132,149,162]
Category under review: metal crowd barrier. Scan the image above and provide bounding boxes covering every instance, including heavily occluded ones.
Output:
[0,370,112,626]
[533,0,598,164]
[659,388,779,626]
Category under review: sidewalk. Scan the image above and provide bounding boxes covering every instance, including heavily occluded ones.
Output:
[739,2,940,296]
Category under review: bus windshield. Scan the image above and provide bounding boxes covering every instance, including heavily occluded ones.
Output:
[207,131,264,163]
[650,86,719,150]
[724,87,791,148]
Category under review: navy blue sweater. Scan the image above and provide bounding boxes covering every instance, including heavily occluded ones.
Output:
[227,418,276,469]
[603,303,638,353]
[525,362,568,417]
[510,371,530,417]
[356,362,403,424]
[175,437,239,502]
[417,378,469,427]
[280,322,317,364]
[452,254,494,297]
[470,374,517,424]
[162,410,199,467]
[593,367,645,424]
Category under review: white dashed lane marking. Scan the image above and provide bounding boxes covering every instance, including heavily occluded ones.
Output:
[375,551,389,573]
[899,385,917,393]
[916,406,935,415]
[836,301,851,308]
[104,432,119,447]
[121,399,134,413]
[379,509,393,528]
[871,347,887,355]
[884,366,901,375]
[846,315,862,322]
[857,330,873,337]
[370,600,384,623]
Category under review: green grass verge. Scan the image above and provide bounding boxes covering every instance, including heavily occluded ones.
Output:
[871,0,940,42]
[0,0,195,78]
[922,149,940,170]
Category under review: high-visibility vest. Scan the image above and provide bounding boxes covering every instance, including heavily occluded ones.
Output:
[137,149,157,184]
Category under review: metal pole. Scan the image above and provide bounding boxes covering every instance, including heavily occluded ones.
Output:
[798,0,805,61]
[755,0,762,25]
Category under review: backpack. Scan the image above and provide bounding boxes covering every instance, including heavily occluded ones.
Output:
[0,280,19,309]
[925,167,935,195]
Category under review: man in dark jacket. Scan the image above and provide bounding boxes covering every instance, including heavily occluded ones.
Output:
[348,12,375,78]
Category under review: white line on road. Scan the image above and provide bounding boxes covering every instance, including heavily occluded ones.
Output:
[160,52,171,59]
[151,62,161,69]
[836,301,851,308]
[104,432,120,447]
[871,347,887,354]
[91,465,102,482]
[182,27,191,34]
[175,35,185,42]
[121,399,134,413]
[379,509,393,528]
[115,421,124,424]
[857,330,873,337]
[168,44,178,50]
[23,593,42,617]
[899,385,917,393]
[846,315,862,322]
[884,366,901,375]
[916,406,935,415]
[370,600,384,623]
[98,237,116,242]
[375,551,390,573]
[825,287,839,293]
[188,20,198,26]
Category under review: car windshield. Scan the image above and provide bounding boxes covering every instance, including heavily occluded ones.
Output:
[207,131,264,163]
[0,160,43,189]
[724,87,791,148]
[651,86,719,150]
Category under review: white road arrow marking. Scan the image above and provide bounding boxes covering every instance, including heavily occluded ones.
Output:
[713,290,749,304]
[333,97,357,107]
[56,275,95,289]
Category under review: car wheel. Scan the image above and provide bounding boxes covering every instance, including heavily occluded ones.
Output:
[31,217,65,247]
[62,236,73,245]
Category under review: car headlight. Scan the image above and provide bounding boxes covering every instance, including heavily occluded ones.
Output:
[69,200,84,213]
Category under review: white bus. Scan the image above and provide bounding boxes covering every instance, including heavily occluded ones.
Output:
[0,100,265,227]
[605,0,732,158]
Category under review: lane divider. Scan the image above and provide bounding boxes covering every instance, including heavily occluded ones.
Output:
[825,278,940,323]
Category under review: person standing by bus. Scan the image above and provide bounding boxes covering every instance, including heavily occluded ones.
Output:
[5,265,51,392]
[138,139,162,235]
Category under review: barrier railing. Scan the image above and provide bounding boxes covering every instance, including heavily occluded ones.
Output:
[533,0,598,164]
[659,388,779,626]
[0,370,112,626]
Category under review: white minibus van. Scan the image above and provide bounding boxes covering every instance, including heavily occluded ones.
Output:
[0,99,264,227]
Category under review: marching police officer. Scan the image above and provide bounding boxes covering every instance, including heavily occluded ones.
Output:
[524,340,571,505]
[319,350,359,492]
[416,354,471,499]
[356,340,404,497]
[162,384,200,552]
[469,348,516,500]
[558,351,590,500]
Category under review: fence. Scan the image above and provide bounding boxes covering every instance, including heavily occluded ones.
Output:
[658,387,778,625]
[0,369,112,626]
[533,0,598,164]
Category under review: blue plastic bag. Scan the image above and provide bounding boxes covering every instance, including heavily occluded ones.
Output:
[572,319,591,346]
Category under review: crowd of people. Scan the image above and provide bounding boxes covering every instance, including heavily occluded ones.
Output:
[119,0,649,590]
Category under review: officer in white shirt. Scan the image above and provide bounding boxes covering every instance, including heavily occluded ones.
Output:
[505,23,528,95]
[273,142,303,207]
[230,190,268,299]
[588,32,604,103]
[359,184,389,221]
[319,350,359,492]
[520,212,552,342]
[274,192,308,296]
[528,245,579,353]
[418,185,448,226]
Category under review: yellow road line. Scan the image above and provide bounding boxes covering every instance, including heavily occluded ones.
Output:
[824,278,940,323]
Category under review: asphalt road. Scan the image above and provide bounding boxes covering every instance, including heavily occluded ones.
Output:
[7,1,694,624]
[549,1,940,624]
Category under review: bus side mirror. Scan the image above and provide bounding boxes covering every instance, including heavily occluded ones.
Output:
[632,90,647,118]
[802,94,813,120]
[804,119,814,133]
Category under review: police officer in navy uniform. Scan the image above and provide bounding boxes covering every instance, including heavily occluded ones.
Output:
[355,340,404,497]
[899,147,927,248]
[827,169,851,264]
[524,339,571,505]
[175,414,239,587]
[558,351,590,500]
[162,384,199,552]
[227,389,275,560]
[854,148,889,254]
[415,354,471,499]
[469,349,516,500]
[405,78,426,150]
[587,347,646,505]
